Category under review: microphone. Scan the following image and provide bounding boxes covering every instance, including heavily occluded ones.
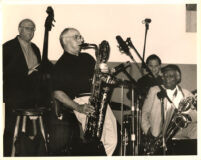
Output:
[111,61,131,75]
[157,89,167,99]
[116,36,134,61]
[116,35,130,53]
[142,18,152,24]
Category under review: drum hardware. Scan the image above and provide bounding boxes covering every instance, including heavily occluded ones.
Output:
[119,80,136,156]
[116,78,141,156]
[109,101,130,111]
[120,81,124,156]
[131,87,135,155]
[111,63,140,155]
[116,80,132,89]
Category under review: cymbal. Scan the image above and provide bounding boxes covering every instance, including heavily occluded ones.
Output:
[109,101,130,110]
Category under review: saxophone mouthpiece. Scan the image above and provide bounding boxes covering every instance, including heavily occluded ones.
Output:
[80,43,89,49]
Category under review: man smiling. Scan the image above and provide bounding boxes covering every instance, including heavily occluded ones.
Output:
[141,64,197,155]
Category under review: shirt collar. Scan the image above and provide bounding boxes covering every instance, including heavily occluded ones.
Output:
[166,85,178,97]
[64,51,80,57]
[18,35,31,47]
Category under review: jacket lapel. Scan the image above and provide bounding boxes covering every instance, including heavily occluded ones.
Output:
[31,43,41,63]
[14,36,29,71]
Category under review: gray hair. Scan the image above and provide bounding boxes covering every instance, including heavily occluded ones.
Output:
[59,28,76,49]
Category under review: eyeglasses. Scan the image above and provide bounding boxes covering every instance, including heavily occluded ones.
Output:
[63,35,84,41]
[20,26,36,32]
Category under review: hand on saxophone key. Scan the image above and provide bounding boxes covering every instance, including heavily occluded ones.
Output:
[76,103,95,115]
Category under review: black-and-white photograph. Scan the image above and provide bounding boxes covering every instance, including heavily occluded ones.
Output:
[1,1,199,159]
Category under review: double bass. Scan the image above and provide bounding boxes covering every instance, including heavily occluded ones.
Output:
[31,6,55,107]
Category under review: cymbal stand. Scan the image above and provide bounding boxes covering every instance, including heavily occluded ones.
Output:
[131,86,136,155]
[121,70,138,155]
[130,83,141,155]
[135,95,143,155]
[120,81,124,156]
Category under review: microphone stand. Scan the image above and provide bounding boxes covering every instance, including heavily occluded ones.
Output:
[141,22,150,75]
[157,91,167,155]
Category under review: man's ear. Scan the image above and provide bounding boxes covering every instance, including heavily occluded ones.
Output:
[158,70,162,77]
[18,27,22,34]
[63,37,68,46]
[158,66,162,76]
[176,71,181,84]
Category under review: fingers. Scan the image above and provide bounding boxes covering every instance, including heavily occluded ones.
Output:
[28,68,38,75]
[76,103,96,115]
[84,104,95,115]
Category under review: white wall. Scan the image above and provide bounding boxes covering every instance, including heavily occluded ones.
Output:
[2,4,197,64]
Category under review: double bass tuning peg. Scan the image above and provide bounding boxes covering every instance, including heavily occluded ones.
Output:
[51,18,56,27]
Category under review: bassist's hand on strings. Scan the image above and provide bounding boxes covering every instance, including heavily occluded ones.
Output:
[28,65,39,75]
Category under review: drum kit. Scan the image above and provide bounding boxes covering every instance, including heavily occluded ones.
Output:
[109,80,142,156]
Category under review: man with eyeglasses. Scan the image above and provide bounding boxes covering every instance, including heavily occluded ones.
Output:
[3,19,44,156]
[47,28,117,156]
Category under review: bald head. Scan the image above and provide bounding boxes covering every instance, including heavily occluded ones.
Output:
[18,19,36,42]
[18,19,35,29]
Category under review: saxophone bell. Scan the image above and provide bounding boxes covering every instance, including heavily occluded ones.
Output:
[174,113,192,128]
[99,40,110,63]
[178,96,194,112]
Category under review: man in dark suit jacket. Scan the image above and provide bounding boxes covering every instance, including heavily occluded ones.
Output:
[3,19,41,106]
[3,19,43,156]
